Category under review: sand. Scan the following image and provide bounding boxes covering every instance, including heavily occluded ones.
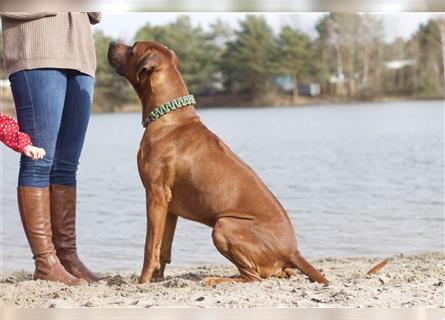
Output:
[1,252,443,308]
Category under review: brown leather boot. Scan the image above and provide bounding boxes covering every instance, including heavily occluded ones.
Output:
[50,184,99,282]
[17,187,86,286]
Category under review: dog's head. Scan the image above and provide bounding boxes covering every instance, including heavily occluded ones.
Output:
[107,41,180,86]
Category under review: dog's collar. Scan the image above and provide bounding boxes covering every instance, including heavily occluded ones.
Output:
[142,94,196,127]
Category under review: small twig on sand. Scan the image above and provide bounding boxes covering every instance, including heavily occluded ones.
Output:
[367,259,389,275]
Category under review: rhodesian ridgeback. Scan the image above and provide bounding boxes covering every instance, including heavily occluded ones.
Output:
[107,41,329,286]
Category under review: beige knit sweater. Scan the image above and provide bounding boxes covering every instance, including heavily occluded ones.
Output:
[1,12,101,78]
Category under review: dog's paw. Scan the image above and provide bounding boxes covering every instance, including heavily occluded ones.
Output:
[152,269,165,282]
[201,277,220,287]
[138,276,152,284]
[152,275,165,282]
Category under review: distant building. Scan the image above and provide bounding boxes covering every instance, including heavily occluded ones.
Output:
[383,60,416,95]
[273,75,294,91]
[201,72,225,95]
[384,60,416,70]
[273,75,321,97]
[298,83,321,97]
[324,73,357,97]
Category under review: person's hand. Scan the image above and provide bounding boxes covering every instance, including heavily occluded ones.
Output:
[23,145,46,160]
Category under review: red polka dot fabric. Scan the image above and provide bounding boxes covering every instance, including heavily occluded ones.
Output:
[0,113,32,153]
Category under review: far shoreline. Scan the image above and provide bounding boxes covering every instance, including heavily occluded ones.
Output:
[2,94,443,117]
[91,95,445,114]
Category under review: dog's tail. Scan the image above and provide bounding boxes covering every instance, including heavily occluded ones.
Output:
[289,251,330,285]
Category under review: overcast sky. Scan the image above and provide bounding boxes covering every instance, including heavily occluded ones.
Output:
[94,13,441,43]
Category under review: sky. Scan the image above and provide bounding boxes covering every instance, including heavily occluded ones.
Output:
[94,13,441,43]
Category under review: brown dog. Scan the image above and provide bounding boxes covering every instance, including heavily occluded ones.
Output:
[107,41,329,286]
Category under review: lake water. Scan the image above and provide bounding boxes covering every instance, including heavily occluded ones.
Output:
[1,100,444,272]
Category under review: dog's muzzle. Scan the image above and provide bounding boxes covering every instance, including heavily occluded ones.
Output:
[107,43,126,76]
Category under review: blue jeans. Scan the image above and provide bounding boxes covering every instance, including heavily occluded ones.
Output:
[10,69,94,187]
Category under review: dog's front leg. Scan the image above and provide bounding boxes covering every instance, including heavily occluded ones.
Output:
[153,213,178,281]
[139,184,171,284]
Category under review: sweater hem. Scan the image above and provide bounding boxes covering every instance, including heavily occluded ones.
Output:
[6,59,96,78]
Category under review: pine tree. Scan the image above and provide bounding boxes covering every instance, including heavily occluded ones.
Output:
[274,26,318,101]
[222,15,275,94]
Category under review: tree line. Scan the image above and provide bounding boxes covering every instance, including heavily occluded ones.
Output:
[1,14,444,112]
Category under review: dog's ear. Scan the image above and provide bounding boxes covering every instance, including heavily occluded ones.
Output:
[136,53,160,82]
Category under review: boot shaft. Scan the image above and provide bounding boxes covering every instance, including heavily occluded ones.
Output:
[17,187,55,257]
[50,184,77,252]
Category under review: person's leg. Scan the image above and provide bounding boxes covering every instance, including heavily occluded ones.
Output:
[10,69,86,285]
[12,69,65,187]
[49,70,98,282]
[50,71,94,186]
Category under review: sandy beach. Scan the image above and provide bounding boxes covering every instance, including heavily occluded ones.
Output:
[1,252,443,308]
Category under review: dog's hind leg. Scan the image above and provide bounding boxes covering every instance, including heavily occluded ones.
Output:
[277,268,296,278]
[153,213,178,281]
[202,218,262,286]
